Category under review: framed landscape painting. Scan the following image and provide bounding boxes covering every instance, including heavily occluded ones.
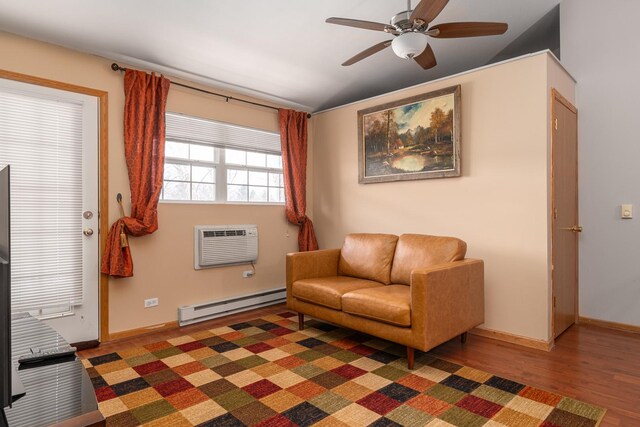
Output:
[358,85,461,183]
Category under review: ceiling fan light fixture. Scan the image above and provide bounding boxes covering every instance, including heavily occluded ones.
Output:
[391,32,428,59]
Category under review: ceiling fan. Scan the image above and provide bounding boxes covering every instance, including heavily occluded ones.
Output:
[326,0,508,70]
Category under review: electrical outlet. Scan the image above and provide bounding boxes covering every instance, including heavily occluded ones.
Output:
[243,270,254,278]
[144,297,159,308]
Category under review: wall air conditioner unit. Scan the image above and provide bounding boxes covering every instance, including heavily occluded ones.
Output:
[194,224,258,269]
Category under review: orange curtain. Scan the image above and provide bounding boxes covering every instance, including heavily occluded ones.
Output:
[279,109,318,251]
[101,69,171,278]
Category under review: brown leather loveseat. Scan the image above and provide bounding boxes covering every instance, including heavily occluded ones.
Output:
[286,233,484,369]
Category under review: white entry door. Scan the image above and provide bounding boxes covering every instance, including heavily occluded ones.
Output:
[0,77,99,344]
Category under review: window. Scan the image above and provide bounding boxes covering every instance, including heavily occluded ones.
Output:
[225,149,284,203]
[162,113,284,204]
[163,141,217,201]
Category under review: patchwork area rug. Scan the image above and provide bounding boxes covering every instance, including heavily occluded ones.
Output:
[83,312,605,426]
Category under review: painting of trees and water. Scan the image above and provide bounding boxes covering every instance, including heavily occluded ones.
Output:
[358,85,460,183]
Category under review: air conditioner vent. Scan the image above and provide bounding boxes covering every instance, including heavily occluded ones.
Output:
[203,229,247,238]
[194,225,258,269]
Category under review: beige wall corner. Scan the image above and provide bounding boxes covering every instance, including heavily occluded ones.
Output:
[311,53,567,342]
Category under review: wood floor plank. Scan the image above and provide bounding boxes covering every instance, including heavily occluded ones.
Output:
[430,324,640,426]
[79,304,640,426]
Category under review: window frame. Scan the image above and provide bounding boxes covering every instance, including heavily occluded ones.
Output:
[162,112,285,205]
[161,141,285,205]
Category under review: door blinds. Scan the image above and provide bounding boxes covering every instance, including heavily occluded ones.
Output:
[0,83,84,312]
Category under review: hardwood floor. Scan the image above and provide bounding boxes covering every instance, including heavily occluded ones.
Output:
[431,323,640,426]
[79,304,640,426]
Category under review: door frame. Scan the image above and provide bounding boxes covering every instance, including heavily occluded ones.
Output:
[551,88,578,341]
[0,69,109,342]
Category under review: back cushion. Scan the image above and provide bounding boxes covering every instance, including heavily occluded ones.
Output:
[390,234,467,285]
[338,233,398,284]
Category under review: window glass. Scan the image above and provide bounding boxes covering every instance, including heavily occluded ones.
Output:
[166,141,189,159]
[163,181,190,200]
[164,163,190,181]
[249,171,268,186]
[249,186,268,202]
[268,172,281,187]
[190,144,214,162]
[192,165,215,183]
[247,151,266,167]
[227,184,248,202]
[227,169,248,185]
[192,183,215,201]
[162,114,285,204]
[225,149,246,165]
[267,154,282,169]
[268,187,281,203]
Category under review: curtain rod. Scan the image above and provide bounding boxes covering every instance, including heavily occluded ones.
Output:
[110,63,311,118]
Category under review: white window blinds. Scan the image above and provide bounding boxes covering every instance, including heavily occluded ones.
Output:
[166,112,281,154]
[0,86,84,312]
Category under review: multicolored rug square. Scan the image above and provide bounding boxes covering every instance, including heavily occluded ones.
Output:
[83,312,605,426]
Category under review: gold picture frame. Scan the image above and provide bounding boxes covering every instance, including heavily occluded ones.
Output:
[358,85,461,183]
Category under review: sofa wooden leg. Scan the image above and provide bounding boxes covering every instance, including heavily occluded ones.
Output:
[298,313,304,330]
[461,332,468,344]
[407,347,415,370]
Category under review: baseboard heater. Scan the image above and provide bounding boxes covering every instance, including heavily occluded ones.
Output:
[178,287,286,327]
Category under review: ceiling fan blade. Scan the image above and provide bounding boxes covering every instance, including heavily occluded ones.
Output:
[342,40,393,66]
[414,44,437,70]
[326,17,392,32]
[410,0,449,25]
[430,22,508,38]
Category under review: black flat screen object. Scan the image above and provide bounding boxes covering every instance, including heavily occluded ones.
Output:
[0,166,25,416]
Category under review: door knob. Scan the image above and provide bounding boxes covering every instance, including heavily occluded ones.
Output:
[561,226,583,232]
[83,228,94,236]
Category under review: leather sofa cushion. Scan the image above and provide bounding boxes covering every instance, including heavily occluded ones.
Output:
[342,285,411,327]
[390,234,467,285]
[292,276,383,310]
[338,233,398,284]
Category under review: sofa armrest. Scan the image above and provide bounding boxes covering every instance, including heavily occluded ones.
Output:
[286,249,341,294]
[410,259,484,349]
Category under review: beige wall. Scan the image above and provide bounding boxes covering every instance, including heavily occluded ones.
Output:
[112,204,296,332]
[0,31,299,334]
[0,30,576,342]
[311,53,573,342]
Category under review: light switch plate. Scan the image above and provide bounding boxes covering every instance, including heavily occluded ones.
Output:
[621,204,633,219]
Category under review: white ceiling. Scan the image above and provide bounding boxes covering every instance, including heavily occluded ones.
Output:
[0,0,560,112]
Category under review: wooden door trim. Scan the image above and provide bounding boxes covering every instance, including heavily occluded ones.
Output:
[0,69,110,342]
[552,89,577,114]
[551,88,578,341]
